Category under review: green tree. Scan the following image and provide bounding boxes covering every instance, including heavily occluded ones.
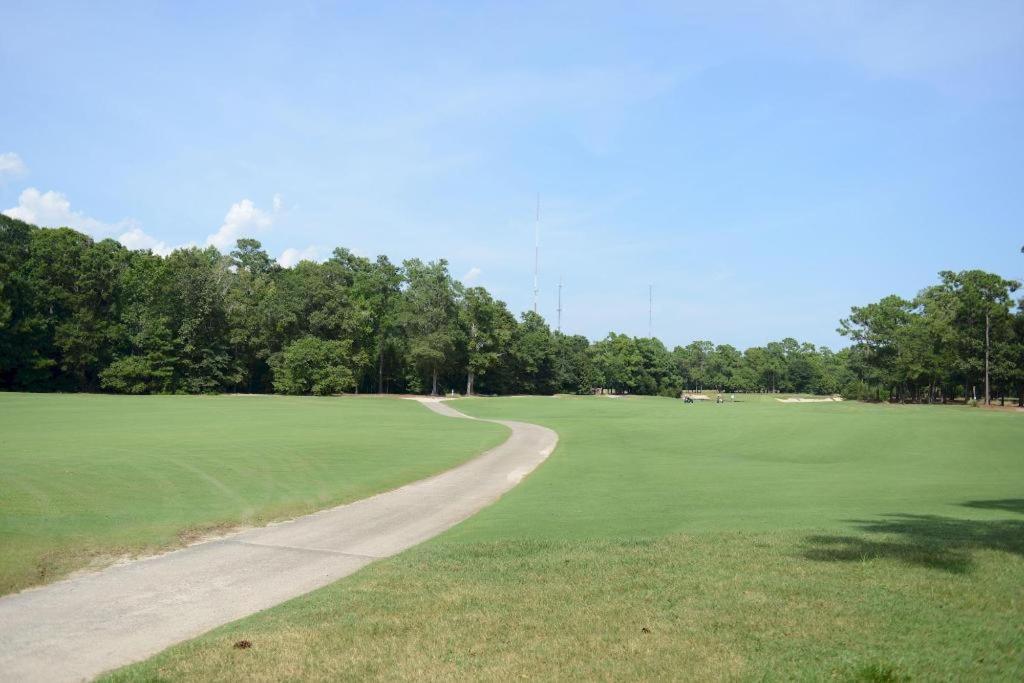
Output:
[739,346,768,392]
[354,256,404,393]
[401,259,461,395]
[99,250,176,394]
[593,333,644,394]
[707,344,743,391]
[839,295,915,400]
[634,337,672,394]
[0,215,50,388]
[551,333,597,394]
[226,239,283,392]
[510,311,555,394]
[269,336,356,395]
[461,287,515,395]
[1006,304,1024,406]
[672,340,714,391]
[932,270,1020,404]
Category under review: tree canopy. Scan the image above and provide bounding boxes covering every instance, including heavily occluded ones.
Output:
[839,270,1022,404]
[2,215,1021,402]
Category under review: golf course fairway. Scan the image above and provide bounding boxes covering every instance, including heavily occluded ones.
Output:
[0,393,507,595]
[106,396,1024,681]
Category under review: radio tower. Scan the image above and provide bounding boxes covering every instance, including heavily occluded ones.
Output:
[533,194,540,314]
[557,277,563,332]
[648,284,653,338]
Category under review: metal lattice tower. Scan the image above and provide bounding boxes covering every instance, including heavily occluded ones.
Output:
[532,194,540,314]
[557,277,563,332]
[648,284,653,338]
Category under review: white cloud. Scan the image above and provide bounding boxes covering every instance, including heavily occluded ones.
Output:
[0,152,27,178]
[462,266,482,284]
[118,226,168,254]
[5,189,287,257]
[206,198,275,251]
[121,194,287,256]
[116,226,194,256]
[2,187,133,237]
[278,245,320,268]
[2,187,191,254]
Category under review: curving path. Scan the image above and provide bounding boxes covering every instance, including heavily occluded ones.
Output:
[0,398,557,682]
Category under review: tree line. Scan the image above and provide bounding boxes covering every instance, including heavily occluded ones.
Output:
[1,215,1021,403]
[840,270,1023,404]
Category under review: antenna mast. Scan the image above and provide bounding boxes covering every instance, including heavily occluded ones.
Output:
[533,194,540,314]
[648,284,653,338]
[557,277,563,332]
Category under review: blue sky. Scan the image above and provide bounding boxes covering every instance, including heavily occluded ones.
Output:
[2,1,1022,349]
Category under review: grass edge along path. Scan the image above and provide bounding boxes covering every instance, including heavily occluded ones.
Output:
[106,396,1024,681]
[0,393,508,595]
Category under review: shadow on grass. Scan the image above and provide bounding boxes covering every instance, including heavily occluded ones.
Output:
[961,498,1024,515]
[801,510,1024,574]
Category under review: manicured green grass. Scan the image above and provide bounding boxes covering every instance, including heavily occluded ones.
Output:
[449,395,1024,538]
[105,397,1024,680]
[0,393,507,595]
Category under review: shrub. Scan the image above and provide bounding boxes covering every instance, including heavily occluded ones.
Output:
[840,380,872,401]
[100,355,174,394]
[268,337,357,396]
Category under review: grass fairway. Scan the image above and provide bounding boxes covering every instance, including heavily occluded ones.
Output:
[0,393,507,595]
[108,396,1024,681]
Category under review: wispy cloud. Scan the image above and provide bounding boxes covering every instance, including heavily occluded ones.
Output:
[348,66,681,159]
[462,266,482,284]
[789,0,1024,81]
[0,152,27,179]
[682,0,1024,95]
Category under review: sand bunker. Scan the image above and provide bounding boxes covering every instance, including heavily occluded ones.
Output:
[776,397,844,403]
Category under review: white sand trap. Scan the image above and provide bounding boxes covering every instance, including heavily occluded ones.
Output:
[776,397,844,403]
[682,394,711,401]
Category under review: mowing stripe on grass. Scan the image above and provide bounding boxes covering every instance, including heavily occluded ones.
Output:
[0,399,556,682]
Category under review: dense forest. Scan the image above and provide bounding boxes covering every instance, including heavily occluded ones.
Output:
[1,215,1021,403]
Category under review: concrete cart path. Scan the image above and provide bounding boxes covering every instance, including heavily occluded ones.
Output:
[0,399,557,682]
